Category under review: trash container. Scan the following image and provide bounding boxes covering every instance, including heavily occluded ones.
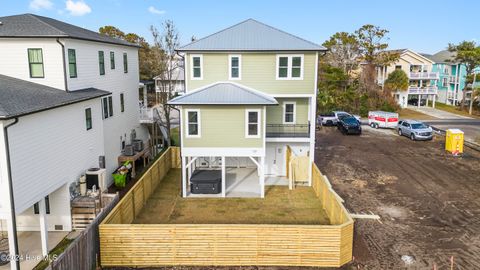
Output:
[445,129,464,155]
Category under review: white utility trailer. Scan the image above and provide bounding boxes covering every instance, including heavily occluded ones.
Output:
[368,111,399,129]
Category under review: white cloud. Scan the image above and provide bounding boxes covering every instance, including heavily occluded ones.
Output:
[65,0,91,16]
[148,6,165,15]
[29,0,53,10]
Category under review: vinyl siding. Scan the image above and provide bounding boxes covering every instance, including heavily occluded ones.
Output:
[182,105,264,148]
[266,98,309,125]
[186,53,316,95]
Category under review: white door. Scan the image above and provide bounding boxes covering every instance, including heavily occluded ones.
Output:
[265,145,285,175]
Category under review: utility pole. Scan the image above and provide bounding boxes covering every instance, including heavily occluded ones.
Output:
[469,71,477,115]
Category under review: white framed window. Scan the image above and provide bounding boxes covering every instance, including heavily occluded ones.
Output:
[245,109,261,138]
[185,109,201,138]
[442,77,448,87]
[102,96,113,119]
[190,54,203,80]
[229,54,241,80]
[283,101,296,124]
[276,54,304,80]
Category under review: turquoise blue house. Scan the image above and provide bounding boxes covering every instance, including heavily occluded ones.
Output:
[422,50,466,105]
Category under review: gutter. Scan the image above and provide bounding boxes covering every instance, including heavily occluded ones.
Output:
[56,38,68,92]
[3,118,20,270]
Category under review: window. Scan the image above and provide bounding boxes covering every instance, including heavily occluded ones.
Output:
[120,93,125,112]
[110,51,115,69]
[186,109,200,137]
[283,102,296,124]
[191,55,202,79]
[102,96,113,119]
[245,109,261,138]
[68,49,77,78]
[442,77,448,87]
[98,51,105,75]
[229,55,241,80]
[123,53,128,73]
[395,65,402,70]
[33,196,50,215]
[85,108,92,130]
[276,55,304,79]
[444,66,449,75]
[28,48,44,78]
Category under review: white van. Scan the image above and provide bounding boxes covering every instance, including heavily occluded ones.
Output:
[368,111,399,129]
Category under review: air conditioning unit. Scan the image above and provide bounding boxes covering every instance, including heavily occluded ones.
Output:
[85,168,107,191]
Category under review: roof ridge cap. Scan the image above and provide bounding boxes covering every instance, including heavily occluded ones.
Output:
[27,14,68,36]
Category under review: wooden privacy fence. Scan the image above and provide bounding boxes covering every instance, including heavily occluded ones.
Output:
[45,193,119,270]
[100,149,353,268]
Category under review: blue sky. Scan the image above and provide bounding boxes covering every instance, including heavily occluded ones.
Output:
[1,0,479,53]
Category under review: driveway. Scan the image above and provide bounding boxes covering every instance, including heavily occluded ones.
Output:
[315,127,480,269]
[410,107,472,119]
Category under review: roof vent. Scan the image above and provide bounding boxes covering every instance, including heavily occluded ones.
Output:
[0,22,3,26]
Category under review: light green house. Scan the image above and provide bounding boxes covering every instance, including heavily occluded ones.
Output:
[169,19,325,198]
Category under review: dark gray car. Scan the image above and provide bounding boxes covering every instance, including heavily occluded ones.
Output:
[397,120,433,141]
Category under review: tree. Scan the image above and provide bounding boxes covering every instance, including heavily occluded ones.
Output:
[150,20,181,146]
[99,26,125,39]
[448,41,480,110]
[384,69,409,93]
[322,32,360,77]
[355,24,399,92]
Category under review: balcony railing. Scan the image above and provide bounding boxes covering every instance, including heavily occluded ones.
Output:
[409,72,439,80]
[266,124,310,138]
[408,86,438,95]
[449,76,458,84]
[139,107,154,123]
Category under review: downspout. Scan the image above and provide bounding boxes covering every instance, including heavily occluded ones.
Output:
[56,38,68,92]
[3,118,20,270]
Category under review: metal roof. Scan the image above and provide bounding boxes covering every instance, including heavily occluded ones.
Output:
[178,19,326,52]
[423,50,458,64]
[168,82,278,105]
[0,14,139,47]
[0,74,110,119]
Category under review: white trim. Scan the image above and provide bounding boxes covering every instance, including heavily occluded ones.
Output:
[221,156,226,197]
[190,54,203,80]
[228,54,242,80]
[185,109,201,138]
[266,137,311,142]
[283,101,296,124]
[182,147,265,157]
[314,52,319,97]
[184,53,189,92]
[245,109,261,138]
[276,54,304,80]
[263,106,266,151]
[271,94,315,98]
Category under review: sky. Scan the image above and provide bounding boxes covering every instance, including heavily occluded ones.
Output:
[1,0,479,54]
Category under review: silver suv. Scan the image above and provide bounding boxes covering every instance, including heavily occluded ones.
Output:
[397,120,433,141]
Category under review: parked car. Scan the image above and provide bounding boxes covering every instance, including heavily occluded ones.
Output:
[397,120,433,141]
[408,98,426,106]
[319,111,360,126]
[337,116,362,135]
[368,111,399,129]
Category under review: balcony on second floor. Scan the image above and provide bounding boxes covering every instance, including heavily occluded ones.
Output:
[409,72,439,80]
[449,75,458,84]
[266,123,310,138]
[407,85,438,95]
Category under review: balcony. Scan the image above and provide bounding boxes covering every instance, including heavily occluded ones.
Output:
[409,72,439,80]
[408,86,438,95]
[449,76,457,84]
[266,124,310,138]
[139,107,155,123]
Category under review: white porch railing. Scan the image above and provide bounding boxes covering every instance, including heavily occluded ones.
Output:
[408,86,438,95]
[139,107,154,122]
[449,76,458,84]
[409,72,439,80]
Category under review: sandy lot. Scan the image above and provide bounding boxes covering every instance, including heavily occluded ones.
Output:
[315,127,480,269]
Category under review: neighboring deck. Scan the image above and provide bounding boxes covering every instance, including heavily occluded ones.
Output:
[134,169,330,225]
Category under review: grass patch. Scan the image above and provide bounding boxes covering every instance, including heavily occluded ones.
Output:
[170,127,180,146]
[430,102,480,119]
[33,237,74,270]
[398,109,437,120]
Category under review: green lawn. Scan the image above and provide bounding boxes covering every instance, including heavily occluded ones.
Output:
[134,169,330,225]
[398,109,437,120]
[431,102,480,119]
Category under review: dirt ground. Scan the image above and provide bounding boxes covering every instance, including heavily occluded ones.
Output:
[315,127,480,269]
[133,169,330,225]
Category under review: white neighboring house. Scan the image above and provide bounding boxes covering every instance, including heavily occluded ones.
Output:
[154,56,185,96]
[0,13,147,269]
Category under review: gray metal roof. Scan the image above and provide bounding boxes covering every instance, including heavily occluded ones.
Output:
[0,74,110,119]
[168,82,278,105]
[178,19,326,52]
[0,14,138,47]
[423,50,458,64]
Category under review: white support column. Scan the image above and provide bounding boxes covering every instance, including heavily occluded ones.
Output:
[143,85,148,107]
[181,156,187,197]
[259,156,265,198]
[221,156,226,198]
[433,95,436,108]
[187,157,192,177]
[38,198,49,257]
[308,96,316,186]
[5,216,18,270]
